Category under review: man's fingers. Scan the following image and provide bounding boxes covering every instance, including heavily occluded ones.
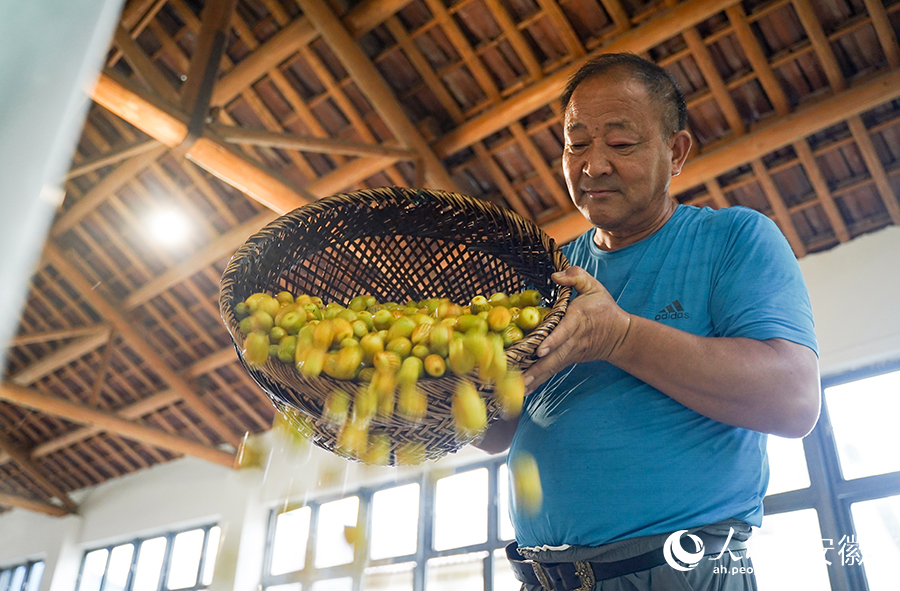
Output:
[552,266,602,295]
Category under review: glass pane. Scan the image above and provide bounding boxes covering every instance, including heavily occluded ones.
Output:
[9,566,26,591]
[271,506,311,575]
[426,552,485,591]
[433,469,487,551]
[493,548,519,591]
[371,484,419,559]
[202,527,221,585]
[104,544,134,591]
[133,537,167,591]
[363,562,415,591]
[852,494,900,591]
[315,497,359,569]
[766,435,810,495]
[749,509,830,590]
[26,562,45,591]
[498,464,515,541]
[310,578,352,591]
[0,570,10,591]
[167,529,205,589]
[78,549,109,591]
[825,369,900,479]
[266,585,301,591]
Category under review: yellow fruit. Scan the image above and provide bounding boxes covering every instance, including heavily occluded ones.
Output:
[448,338,476,375]
[331,318,354,345]
[276,291,295,305]
[363,433,392,466]
[269,326,287,344]
[278,310,306,335]
[277,336,298,363]
[487,306,512,332]
[324,345,363,380]
[424,354,446,377]
[428,324,453,357]
[470,295,491,314]
[313,320,335,350]
[516,306,541,331]
[357,310,375,331]
[234,432,267,470]
[354,385,377,422]
[411,344,431,359]
[519,289,543,307]
[258,296,281,318]
[411,323,433,345]
[242,332,270,367]
[386,337,412,358]
[372,309,394,331]
[234,302,250,319]
[452,380,487,437]
[337,419,368,459]
[323,389,351,425]
[489,292,511,308]
[351,319,368,339]
[395,441,427,466]
[455,314,479,333]
[250,310,274,333]
[301,348,325,377]
[494,369,525,418]
[501,325,524,348]
[398,382,427,422]
[510,452,543,515]
[359,332,384,365]
[373,371,397,419]
[373,351,401,374]
[479,333,507,381]
[398,356,424,383]
[387,316,416,341]
[244,292,269,312]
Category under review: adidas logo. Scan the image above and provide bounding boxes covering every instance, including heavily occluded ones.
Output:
[655,300,690,321]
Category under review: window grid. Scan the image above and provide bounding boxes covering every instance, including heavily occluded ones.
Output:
[75,524,219,591]
[0,561,44,591]
[262,363,900,591]
[261,458,511,591]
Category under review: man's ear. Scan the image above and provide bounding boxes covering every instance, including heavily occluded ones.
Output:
[670,130,692,176]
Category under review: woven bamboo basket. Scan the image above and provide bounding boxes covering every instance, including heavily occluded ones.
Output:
[219,186,570,465]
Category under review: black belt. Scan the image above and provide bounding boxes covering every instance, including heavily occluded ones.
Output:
[507,532,747,591]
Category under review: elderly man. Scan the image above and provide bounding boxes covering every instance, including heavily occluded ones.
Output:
[475,53,820,591]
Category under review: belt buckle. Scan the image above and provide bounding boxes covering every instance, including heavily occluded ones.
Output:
[530,561,595,591]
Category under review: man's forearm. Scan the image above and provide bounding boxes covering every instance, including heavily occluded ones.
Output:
[608,315,820,437]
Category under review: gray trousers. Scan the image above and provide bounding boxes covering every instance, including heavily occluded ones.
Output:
[516,520,758,591]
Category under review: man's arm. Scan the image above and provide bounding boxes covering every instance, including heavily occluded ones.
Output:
[523,267,821,438]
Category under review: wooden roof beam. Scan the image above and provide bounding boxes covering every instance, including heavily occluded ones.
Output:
[180,0,238,124]
[42,244,242,448]
[213,126,419,159]
[66,139,161,180]
[0,491,71,517]
[91,70,315,214]
[861,0,900,69]
[298,0,459,191]
[848,116,900,225]
[0,433,79,513]
[433,0,742,158]
[725,4,791,117]
[112,24,181,105]
[543,68,900,243]
[0,383,234,469]
[793,140,851,243]
[211,0,414,107]
[792,0,846,92]
[8,324,111,347]
[8,326,112,386]
[750,160,806,256]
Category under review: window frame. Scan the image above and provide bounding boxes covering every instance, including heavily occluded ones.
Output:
[261,457,512,591]
[74,523,219,591]
[0,560,44,591]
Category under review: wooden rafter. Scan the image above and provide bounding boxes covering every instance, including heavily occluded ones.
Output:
[0,433,78,513]
[848,116,900,225]
[543,68,900,243]
[298,0,459,192]
[8,327,112,386]
[433,0,742,158]
[113,24,181,105]
[793,140,851,243]
[180,0,238,124]
[0,383,234,469]
[66,139,161,180]
[214,126,418,159]
[0,491,70,517]
[8,324,111,347]
[42,244,241,448]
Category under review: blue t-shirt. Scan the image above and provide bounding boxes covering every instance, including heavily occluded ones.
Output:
[509,204,818,548]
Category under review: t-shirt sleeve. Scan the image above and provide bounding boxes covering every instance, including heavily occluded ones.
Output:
[708,208,818,354]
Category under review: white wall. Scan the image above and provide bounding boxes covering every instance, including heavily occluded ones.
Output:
[1,224,899,590]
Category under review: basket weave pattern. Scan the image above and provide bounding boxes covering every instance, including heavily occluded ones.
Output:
[220,187,570,465]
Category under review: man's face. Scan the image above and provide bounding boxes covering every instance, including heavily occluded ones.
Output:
[562,73,689,236]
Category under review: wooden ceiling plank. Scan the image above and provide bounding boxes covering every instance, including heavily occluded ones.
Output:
[92,70,315,213]
[682,28,747,136]
[472,144,534,219]
[298,0,461,191]
[434,0,742,158]
[180,0,239,129]
[9,324,111,347]
[146,19,192,75]
[791,0,846,92]
[113,24,182,105]
[0,490,70,517]
[861,0,900,69]
[66,139,162,180]
[535,0,586,59]
[211,383,269,432]
[0,433,79,513]
[848,116,900,225]
[597,0,632,32]
[483,0,543,81]
[705,179,731,209]
[42,245,241,448]
[66,443,108,483]
[725,4,791,117]
[107,0,168,68]
[792,140,851,242]
[54,145,169,237]
[214,125,418,159]
[509,124,570,209]
[750,160,807,256]
[9,327,112,387]
[0,383,234,468]
[87,332,116,409]
[543,68,900,243]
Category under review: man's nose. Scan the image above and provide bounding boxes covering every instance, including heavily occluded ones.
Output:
[583,146,613,176]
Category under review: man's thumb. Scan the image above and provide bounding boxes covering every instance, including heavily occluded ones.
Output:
[551,267,600,294]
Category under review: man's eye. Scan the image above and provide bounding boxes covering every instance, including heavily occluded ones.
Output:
[568,143,588,151]
[610,143,634,149]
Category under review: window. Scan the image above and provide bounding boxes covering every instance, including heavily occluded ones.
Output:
[75,524,220,591]
[0,561,44,591]
[261,460,515,591]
